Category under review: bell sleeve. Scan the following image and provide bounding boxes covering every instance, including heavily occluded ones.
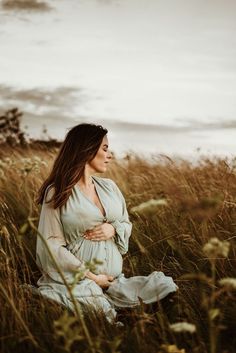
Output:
[109,180,132,255]
[36,185,88,284]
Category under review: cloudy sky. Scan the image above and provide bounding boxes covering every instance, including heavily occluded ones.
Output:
[0,0,236,157]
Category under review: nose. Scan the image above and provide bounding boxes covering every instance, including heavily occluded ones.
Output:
[107,151,113,160]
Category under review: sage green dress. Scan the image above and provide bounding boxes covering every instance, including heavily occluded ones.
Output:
[36,176,178,323]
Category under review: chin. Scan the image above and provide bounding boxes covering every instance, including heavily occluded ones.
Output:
[95,166,107,173]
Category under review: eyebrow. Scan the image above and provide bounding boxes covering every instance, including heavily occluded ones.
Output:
[103,144,108,147]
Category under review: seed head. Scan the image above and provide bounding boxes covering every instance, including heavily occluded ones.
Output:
[169,322,196,334]
[203,237,230,258]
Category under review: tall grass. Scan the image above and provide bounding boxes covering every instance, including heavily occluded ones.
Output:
[0,145,236,353]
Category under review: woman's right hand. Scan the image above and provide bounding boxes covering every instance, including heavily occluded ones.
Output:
[85,271,114,289]
[94,274,114,289]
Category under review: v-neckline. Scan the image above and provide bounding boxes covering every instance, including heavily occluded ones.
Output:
[76,176,107,220]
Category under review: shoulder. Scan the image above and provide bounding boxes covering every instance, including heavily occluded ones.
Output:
[92,176,119,192]
[44,184,55,203]
[92,176,125,200]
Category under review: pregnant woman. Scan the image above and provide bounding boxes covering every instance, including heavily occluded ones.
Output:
[36,123,178,324]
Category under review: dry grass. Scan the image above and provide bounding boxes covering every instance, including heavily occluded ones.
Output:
[0,144,236,353]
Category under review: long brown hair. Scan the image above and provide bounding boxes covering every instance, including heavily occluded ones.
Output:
[36,123,108,209]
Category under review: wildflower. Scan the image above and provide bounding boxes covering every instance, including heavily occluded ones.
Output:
[3,157,13,165]
[160,344,186,353]
[130,198,168,216]
[219,277,236,290]
[33,156,41,162]
[0,160,5,168]
[203,237,230,258]
[19,156,48,176]
[169,321,196,333]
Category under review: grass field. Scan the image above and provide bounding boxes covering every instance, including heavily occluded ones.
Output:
[0,144,236,353]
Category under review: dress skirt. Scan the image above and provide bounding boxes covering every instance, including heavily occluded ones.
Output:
[37,271,178,323]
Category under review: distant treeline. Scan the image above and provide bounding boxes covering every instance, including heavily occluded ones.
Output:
[0,108,61,148]
[2,0,51,11]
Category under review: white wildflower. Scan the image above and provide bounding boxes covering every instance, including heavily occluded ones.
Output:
[0,160,5,168]
[3,157,12,165]
[161,344,186,353]
[21,158,31,163]
[33,156,41,162]
[18,156,47,176]
[169,322,196,334]
[130,198,168,216]
[203,237,230,258]
[219,277,236,290]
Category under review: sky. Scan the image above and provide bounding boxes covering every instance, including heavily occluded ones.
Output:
[0,0,236,158]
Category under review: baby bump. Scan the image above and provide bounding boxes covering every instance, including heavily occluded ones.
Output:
[68,238,123,278]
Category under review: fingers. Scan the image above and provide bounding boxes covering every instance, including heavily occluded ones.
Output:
[88,225,102,232]
[83,223,112,241]
[103,278,114,288]
[91,230,103,236]
[96,274,115,288]
[83,230,103,240]
[105,279,114,286]
[84,229,102,236]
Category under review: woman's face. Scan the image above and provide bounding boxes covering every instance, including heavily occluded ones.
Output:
[87,135,112,173]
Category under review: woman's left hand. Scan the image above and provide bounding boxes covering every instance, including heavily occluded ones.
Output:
[83,222,115,241]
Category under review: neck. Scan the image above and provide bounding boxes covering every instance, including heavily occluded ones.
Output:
[78,170,95,189]
[79,178,93,188]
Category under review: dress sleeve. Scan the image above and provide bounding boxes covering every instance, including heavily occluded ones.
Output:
[36,186,88,284]
[109,180,132,255]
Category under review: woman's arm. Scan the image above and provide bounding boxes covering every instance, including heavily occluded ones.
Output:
[109,180,132,255]
[36,186,89,284]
